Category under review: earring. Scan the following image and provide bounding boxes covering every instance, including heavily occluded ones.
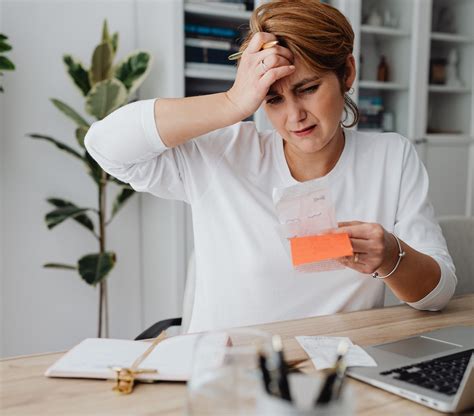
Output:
[348,87,354,95]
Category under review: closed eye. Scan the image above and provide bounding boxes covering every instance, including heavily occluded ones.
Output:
[266,96,282,105]
[300,85,319,94]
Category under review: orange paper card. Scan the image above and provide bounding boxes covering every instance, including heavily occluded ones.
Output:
[289,233,353,266]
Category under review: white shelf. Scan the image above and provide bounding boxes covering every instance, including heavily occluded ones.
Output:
[184,3,252,20]
[429,85,471,94]
[361,25,410,37]
[424,134,474,145]
[358,80,408,91]
[430,32,474,43]
[185,63,236,81]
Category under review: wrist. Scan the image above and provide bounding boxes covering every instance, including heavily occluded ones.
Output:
[377,233,399,275]
[224,89,251,121]
[372,233,406,280]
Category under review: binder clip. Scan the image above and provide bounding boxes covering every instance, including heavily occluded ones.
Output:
[111,367,158,394]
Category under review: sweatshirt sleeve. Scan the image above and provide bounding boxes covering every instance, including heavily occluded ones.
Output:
[394,137,457,311]
[84,99,241,203]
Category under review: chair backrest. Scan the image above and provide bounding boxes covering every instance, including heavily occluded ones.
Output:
[180,250,196,334]
[438,215,474,295]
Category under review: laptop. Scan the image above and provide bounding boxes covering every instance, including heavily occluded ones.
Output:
[347,326,474,413]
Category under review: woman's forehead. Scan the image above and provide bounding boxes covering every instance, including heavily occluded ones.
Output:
[269,65,327,95]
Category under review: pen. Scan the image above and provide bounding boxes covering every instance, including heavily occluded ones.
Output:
[315,340,349,405]
[227,40,279,61]
[271,335,292,402]
[258,352,272,395]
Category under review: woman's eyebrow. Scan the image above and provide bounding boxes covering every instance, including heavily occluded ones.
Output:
[266,76,322,97]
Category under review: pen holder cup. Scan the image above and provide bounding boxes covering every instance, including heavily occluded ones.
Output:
[186,328,274,416]
[257,373,354,416]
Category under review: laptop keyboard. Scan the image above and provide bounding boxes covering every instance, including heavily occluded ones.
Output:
[379,349,473,396]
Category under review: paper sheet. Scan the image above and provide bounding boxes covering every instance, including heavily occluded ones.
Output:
[295,336,377,370]
[289,233,353,266]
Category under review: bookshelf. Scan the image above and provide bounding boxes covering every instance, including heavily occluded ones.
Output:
[332,0,473,216]
[176,0,472,216]
[183,1,250,100]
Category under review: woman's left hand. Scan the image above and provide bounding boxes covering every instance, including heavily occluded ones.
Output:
[332,221,398,275]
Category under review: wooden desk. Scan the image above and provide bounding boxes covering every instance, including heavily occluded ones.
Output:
[1,295,473,415]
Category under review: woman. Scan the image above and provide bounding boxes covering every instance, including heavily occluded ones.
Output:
[85,0,456,333]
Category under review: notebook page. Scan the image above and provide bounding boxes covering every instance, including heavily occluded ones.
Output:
[45,338,150,379]
[140,334,200,380]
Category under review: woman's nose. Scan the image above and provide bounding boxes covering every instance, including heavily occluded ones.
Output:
[286,100,306,124]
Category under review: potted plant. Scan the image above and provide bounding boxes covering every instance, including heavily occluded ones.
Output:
[28,20,152,337]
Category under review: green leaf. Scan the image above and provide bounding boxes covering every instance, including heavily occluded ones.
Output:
[111,187,135,220]
[89,41,113,86]
[45,206,92,230]
[85,151,103,184]
[0,34,7,41]
[101,20,111,44]
[44,263,77,270]
[47,198,95,232]
[63,55,91,96]
[78,252,116,286]
[0,39,12,53]
[0,56,15,71]
[75,126,88,148]
[51,99,90,128]
[28,134,85,162]
[85,78,127,119]
[114,52,151,95]
[111,33,119,54]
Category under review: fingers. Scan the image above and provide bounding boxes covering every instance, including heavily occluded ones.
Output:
[245,32,278,54]
[260,65,296,88]
[337,221,362,228]
[258,54,292,75]
[257,45,294,64]
[332,222,383,241]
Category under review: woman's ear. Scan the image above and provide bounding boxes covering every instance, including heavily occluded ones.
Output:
[345,54,356,90]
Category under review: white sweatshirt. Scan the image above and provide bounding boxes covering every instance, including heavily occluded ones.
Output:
[85,99,457,333]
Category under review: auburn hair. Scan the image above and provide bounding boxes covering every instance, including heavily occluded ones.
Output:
[240,0,359,127]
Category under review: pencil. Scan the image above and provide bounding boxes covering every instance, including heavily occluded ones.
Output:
[228,40,279,61]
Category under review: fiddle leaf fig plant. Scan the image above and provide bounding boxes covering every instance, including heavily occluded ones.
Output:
[0,33,15,92]
[28,20,152,337]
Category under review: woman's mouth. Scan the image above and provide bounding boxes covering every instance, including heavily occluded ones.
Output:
[292,125,316,137]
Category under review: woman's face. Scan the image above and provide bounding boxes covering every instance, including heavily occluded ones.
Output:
[263,57,354,155]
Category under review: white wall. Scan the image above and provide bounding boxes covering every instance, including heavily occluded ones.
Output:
[0,0,186,357]
[0,0,5,357]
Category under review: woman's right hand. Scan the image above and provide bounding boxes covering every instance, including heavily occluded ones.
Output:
[225,32,295,120]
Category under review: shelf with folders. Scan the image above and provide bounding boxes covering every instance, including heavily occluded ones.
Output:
[185,62,236,81]
[184,1,251,96]
[184,1,253,20]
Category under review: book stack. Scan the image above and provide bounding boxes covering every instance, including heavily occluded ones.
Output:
[185,22,243,67]
[358,93,384,131]
[186,0,254,11]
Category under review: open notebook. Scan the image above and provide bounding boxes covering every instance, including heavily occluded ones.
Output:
[45,334,201,382]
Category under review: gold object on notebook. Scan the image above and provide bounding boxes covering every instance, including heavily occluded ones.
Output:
[111,331,167,394]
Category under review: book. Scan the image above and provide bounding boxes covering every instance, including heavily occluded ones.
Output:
[185,37,233,51]
[186,0,247,11]
[45,334,202,382]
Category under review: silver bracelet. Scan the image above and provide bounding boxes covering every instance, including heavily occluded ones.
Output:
[372,233,406,279]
